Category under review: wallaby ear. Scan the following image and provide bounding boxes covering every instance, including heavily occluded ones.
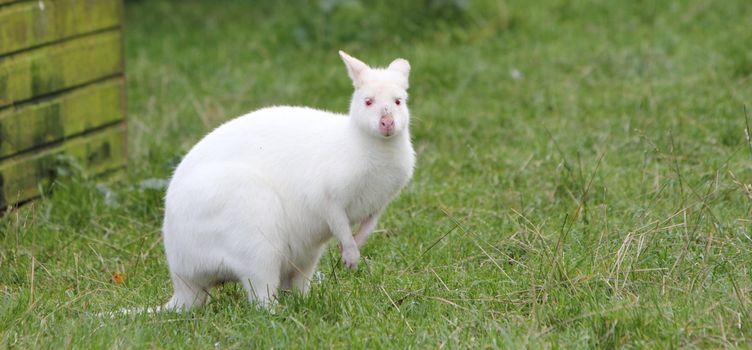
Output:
[339,50,370,89]
[388,58,410,81]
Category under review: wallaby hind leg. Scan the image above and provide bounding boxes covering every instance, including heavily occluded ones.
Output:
[164,273,209,311]
[239,269,281,309]
[291,246,325,295]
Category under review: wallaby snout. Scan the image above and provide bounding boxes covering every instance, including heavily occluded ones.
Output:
[379,115,396,136]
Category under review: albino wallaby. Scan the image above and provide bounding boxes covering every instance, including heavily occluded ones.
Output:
[160,51,416,310]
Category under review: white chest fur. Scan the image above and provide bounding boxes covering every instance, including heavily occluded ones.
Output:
[339,139,415,224]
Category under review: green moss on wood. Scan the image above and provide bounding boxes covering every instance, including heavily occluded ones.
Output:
[0,78,124,158]
[0,125,126,207]
[0,30,123,107]
[0,0,122,55]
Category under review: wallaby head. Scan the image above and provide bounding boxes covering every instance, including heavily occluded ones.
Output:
[339,50,411,139]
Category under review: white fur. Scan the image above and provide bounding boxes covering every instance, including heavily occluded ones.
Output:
[159,51,416,310]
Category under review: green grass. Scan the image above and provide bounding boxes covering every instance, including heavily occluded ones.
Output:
[2,0,752,347]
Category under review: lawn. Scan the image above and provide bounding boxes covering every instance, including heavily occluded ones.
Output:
[2,0,752,348]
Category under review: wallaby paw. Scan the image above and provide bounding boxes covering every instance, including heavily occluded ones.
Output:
[342,247,360,271]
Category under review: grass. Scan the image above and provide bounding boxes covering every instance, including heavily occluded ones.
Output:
[2,0,752,347]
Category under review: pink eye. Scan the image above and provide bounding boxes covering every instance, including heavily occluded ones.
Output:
[395,99,401,106]
[365,98,373,106]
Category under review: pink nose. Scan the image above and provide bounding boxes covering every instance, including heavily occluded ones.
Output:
[380,117,394,129]
[379,116,395,136]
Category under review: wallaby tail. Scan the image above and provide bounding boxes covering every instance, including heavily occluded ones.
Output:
[96,302,175,318]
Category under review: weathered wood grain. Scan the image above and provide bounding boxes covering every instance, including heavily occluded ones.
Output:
[0,78,124,158]
[0,124,126,207]
[0,30,123,108]
[0,0,122,55]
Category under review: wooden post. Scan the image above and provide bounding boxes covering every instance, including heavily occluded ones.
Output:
[0,0,126,207]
